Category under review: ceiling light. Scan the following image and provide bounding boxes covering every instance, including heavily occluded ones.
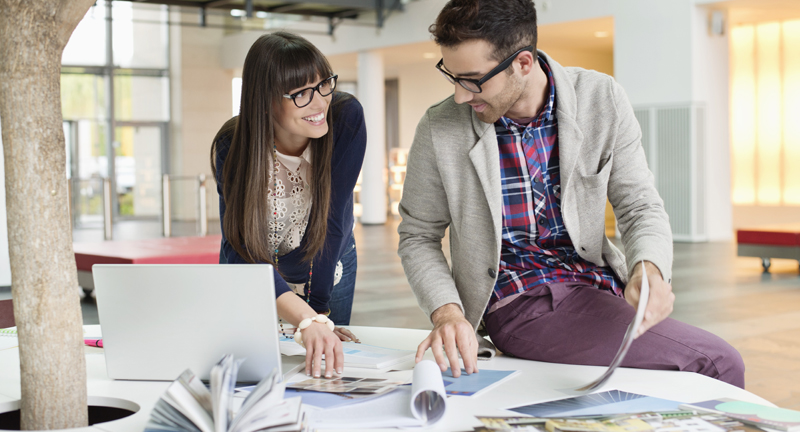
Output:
[230,9,245,17]
[423,52,436,59]
[594,31,610,38]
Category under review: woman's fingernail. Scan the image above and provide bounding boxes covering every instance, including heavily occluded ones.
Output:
[325,373,332,378]
[337,369,343,374]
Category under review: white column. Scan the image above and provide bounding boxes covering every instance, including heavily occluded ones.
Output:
[357,50,387,225]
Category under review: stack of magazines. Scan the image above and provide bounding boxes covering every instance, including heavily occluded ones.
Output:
[145,354,304,432]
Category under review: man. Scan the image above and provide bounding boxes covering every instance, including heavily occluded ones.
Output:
[398,0,744,387]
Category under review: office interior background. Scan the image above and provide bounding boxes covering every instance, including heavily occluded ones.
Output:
[0,0,799,409]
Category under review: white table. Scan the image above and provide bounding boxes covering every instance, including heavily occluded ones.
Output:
[0,325,773,432]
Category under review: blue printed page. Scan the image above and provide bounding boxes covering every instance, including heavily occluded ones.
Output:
[442,368,519,397]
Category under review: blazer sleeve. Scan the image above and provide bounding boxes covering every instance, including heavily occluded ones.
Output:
[215,131,292,298]
[304,96,367,313]
[397,110,464,321]
[607,81,673,283]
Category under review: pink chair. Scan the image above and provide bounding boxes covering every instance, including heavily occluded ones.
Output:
[0,299,14,328]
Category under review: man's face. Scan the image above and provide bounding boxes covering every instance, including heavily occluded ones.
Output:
[440,39,524,124]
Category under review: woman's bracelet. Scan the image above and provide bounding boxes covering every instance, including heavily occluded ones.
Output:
[294,314,335,347]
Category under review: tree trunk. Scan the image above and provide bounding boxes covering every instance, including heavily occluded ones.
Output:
[0,0,96,429]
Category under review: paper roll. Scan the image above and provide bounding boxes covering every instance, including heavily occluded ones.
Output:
[410,360,447,425]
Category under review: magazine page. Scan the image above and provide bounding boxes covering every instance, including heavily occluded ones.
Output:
[568,261,650,393]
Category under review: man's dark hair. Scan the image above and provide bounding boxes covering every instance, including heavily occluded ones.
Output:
[429,0,538,62]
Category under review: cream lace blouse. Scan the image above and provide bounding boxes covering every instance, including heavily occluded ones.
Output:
[267,146,313,256]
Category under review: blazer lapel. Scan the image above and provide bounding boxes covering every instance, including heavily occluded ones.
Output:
[468,112,502,246]
[556,114,585,195]
[537,51,585,195]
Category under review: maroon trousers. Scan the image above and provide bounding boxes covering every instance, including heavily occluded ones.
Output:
[484,282,745,388]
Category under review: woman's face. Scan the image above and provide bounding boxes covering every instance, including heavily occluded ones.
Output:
[273,75,332,150]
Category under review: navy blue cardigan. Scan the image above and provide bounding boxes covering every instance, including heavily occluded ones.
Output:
[215,95,367,313]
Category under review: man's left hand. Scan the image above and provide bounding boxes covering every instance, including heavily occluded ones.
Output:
[624,261,674,338]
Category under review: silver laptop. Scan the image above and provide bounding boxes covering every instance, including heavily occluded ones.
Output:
[93,264,281,382]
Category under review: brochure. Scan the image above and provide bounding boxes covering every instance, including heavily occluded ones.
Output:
[680,399,800,432]
[443,368,519,396]
[509,390,681,417]
[473,410,765,432]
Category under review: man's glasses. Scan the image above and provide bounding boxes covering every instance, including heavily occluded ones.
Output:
[282,75,338,108]
[435,46,533,93]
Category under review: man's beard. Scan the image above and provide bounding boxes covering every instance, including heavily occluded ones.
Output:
[474,74,524,124]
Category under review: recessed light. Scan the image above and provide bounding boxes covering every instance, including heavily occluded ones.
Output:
[594,31,610,38]
[423,52,436,59]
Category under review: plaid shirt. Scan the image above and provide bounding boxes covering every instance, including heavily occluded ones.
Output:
[488,57,623,313]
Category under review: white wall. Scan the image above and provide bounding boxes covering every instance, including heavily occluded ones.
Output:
[0,118,11,286]
[692,6,732,240]
[396,62,453,148]
[613,0,733,241]
[614,0,694,106]
[170,11,231,221]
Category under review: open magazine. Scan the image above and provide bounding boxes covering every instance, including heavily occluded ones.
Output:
[568,261,650,393]
[145,354,303,432]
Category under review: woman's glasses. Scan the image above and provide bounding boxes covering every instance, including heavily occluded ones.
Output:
[282,75,338,108]
[435,46,533,93]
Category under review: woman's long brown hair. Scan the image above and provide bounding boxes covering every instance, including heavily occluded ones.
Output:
[210,31,343,265]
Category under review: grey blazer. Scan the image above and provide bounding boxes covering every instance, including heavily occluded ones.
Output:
[397,51,672,335]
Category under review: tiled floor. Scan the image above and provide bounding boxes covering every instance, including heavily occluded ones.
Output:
[3,217,798,408]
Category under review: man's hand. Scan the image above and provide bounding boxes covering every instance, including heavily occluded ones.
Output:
[333,326,360,343]
[624,261,674,338]
[415,303,479,377]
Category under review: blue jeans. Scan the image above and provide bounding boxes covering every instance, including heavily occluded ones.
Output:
[327,233,357,325]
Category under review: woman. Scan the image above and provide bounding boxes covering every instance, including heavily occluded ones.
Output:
[210,32,366,379]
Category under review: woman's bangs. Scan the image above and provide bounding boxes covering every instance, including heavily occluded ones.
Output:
[278,47,333,94]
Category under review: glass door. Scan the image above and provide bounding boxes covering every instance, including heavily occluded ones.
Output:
[114,123,166,220]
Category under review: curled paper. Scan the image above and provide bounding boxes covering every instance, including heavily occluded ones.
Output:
[568,261,651,394]
[307,360,450,429]
[411,360,448,424]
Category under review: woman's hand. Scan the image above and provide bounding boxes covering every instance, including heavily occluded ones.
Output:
[300,321,343,378]
[276,292,345,378]
[334,327,360,343]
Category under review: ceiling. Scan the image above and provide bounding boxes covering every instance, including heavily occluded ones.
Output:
[125,0,402,22]
[327,16,616,81]
[702,0,800,25]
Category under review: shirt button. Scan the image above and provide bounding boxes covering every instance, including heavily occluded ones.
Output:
[538,217,547,226]
[533,177,539,183]
[488,268,497,278]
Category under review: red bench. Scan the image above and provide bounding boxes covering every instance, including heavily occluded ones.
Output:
[73,235,222,290]
[736,224,800,272]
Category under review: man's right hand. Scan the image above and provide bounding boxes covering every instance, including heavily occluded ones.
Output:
[415,303,479,377]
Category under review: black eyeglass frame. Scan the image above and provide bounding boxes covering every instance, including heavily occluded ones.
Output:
[436,46,534,94]
[282,75,339,108]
